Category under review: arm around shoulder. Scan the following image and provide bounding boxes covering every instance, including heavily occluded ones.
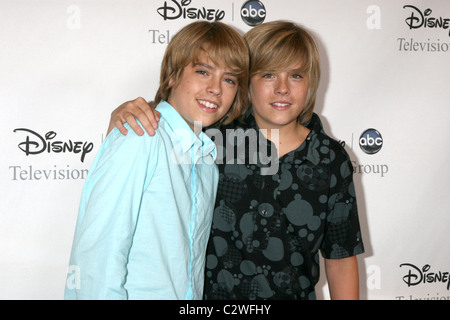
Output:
[107,97,160,137]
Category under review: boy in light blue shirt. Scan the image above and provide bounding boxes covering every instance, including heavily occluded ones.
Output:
[64,21,249,300]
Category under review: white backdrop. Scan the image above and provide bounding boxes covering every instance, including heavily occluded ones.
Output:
[1,0,449,300]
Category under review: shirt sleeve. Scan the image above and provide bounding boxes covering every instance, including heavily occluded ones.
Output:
[320,145,365,260]
[64,127,158,299]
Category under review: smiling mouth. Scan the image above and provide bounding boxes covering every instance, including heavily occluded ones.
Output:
[198,99,219,109]
[271,102,291,108]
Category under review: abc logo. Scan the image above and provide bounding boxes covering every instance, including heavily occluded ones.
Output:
[241,0,266,26]
[359,128,383,154]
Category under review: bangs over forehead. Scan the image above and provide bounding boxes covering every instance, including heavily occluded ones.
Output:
[245,22,314,75]
[267,36,309,73]
[174,21,248,77]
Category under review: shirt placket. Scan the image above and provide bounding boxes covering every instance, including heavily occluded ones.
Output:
[187,142,205,299]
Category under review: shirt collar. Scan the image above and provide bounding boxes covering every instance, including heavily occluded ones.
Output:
[156,101,217,161]
[240,110,325,168]
[301,113,324,166]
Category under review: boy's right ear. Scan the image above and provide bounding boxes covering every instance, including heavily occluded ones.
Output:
[168,77,175,88]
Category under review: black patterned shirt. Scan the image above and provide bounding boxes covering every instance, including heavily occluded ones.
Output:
[203,112,364,300]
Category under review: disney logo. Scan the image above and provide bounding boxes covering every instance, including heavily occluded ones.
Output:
[157,0,225,21]
[13,128,94,163]
[400,263,450,290]
[403,5,450,37]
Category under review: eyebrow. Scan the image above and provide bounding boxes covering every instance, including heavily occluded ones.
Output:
[194,62,238,77]
[259,67,305,74]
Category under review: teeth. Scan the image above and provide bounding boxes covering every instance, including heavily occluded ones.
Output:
[272,102,290,107]
[198,99,218,109]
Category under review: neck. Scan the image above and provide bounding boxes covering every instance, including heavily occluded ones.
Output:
[257,121,310,158]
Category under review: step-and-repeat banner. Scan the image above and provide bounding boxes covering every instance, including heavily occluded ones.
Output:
[1,0,449,300]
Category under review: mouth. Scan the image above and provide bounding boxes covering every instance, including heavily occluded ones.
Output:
[198,99,219,111]
[271,102,291,110]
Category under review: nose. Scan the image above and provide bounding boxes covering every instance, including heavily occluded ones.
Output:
[208,76,222,97]
[275,76,290,95]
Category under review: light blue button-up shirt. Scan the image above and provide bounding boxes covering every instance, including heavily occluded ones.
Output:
[65,101,218,300]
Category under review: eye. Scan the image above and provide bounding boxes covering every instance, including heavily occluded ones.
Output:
[291,73,304,79]
[262,73,274,79]
[224,77,237,85]
[196,70,208,76]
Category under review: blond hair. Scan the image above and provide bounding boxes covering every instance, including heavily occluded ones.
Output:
[244,21,321,123]
[153,21,250,125]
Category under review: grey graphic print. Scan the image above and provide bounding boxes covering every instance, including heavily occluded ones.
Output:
[204,113,364,300]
